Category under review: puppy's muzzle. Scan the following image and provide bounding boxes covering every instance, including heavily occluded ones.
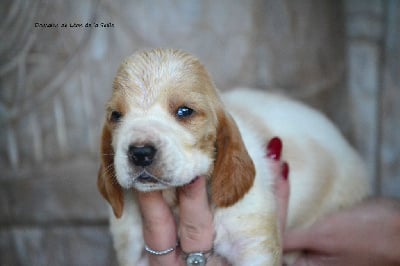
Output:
[128,144,157,167]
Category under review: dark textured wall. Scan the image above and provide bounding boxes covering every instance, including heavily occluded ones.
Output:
[0,0,398,264]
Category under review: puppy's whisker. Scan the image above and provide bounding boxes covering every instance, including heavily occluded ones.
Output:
[102,153,115,156]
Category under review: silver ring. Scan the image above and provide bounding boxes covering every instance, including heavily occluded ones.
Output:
[182,248,213,266]
[144,242,178,256]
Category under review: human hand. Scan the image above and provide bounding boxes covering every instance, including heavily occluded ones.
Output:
[138,137,290,266]
[283,198,400,266]
[267,137,290,236]
[138,176,215,266]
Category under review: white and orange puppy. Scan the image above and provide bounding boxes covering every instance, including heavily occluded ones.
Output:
[98,49,370,265]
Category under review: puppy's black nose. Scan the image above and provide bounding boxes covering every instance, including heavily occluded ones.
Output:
[128,145,157,166]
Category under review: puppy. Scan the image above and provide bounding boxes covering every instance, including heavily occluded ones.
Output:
[97,49,370,265]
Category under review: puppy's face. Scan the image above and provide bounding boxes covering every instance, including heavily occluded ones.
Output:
[108,50,218,191]
[98,49,255,218]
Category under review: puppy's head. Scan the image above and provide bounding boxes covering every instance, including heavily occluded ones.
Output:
[98,49,255,218]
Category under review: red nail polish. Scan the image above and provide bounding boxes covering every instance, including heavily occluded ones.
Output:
[267,137,282,160]
[281,162,289,180]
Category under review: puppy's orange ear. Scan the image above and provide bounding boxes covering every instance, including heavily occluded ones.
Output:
[211,110,255,207]
[97,125,124,218]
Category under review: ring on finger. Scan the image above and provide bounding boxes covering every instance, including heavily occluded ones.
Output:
[181,248,213,266]
[144,242,178,256]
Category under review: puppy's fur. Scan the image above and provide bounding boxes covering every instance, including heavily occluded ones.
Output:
[98,49,370,265]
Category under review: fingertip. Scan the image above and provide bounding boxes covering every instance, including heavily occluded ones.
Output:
[266,137,283,160]
[282,161,289,181]
[275,161,290,198]
[180,176,207,199]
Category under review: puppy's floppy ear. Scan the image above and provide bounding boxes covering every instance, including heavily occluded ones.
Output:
[97,125,124,218]
[211,110,255,207]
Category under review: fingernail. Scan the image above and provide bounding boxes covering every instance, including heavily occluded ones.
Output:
[267,137,282,160]
[281,162,289,180]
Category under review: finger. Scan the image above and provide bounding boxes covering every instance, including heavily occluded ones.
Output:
[284,228,326,253]
[266,137,290,235]
[137,191,180,264]
[266,137,282,160]
[283,229,312,252]
[178,176,214,253]
[275,162,290,235]
[284,214,348,254]
[292,252,340,266]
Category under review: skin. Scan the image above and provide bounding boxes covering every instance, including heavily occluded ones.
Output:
[284,198,400,266]
[138,138,400,266]
[138,177,218,266]
[138,138,290,266]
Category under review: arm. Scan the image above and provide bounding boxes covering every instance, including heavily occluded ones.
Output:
[284,198,400,266]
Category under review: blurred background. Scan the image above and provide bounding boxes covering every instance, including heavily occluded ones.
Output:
[0,0,399,265]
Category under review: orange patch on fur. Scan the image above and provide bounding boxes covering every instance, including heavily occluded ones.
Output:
[211,110,256,207]
[97,125,124,218]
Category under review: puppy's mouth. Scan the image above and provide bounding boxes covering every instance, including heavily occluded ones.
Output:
[134,170,166,185]
[131,170,198,188]
[136,171,161,184]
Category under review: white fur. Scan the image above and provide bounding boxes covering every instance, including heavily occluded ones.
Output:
[109,88,370,265]
[113,103,212,191]
[224,89,370,229]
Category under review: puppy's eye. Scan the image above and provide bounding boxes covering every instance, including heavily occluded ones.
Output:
[110,111,122,122]
[176,106,194,119]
